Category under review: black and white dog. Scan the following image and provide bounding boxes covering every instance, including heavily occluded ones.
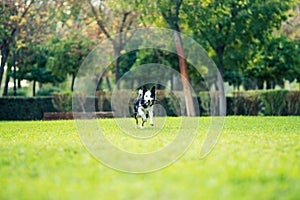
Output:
[134,86,156,128]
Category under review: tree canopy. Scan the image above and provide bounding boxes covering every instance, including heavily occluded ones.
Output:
[0,0,299,96]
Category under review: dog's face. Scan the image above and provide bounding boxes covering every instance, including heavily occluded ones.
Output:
[142,86,156,107]
[143,90,154,106]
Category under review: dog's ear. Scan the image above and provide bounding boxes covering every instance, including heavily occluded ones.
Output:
[142,86,147,96]
[138,89,143,97]
[151,86,156,98]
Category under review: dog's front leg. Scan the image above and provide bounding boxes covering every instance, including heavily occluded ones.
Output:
[149,108,154,126]
[138,107,146,128]
[134,113,138,128]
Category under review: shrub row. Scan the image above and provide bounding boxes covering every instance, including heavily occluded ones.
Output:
[71,90,300,116]
[0,90,299,120]
[227,90,300,116]
[0,97,57,120]
[0,95,98,120]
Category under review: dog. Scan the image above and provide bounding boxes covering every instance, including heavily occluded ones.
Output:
[134,86,156,128]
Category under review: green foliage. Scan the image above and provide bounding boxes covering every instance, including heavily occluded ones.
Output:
[1,90,300,120]
[0,97,56,120]
[199,91,210,114]
[96,90,300,116]
[224,90,300,116]
[36,87,62,96]
[46,34,92,91]
[0,117,300,199]
[260,90,289,115]
[284,91,300,115]
[134,49,179,70]
[17,45,65,85]
[232,91,261,115]
[52,92,72,112]
[2,0,300,97]
[185,0,297,88]
[0,0,57,94]
[118,50,138,78]
[247,35,300,89]
[1,0,300,98]
[7,88,28,97]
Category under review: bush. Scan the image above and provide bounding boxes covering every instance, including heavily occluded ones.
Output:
[284,91,300,115]
[95,90,185,116]
[260,90,288,116]
[58,92,99,113]
[52,92,72,112]
[244,91,261,115]
[231,91,261,116]
[36,87,61,96]
[226,97,234,115]
[232,93,246,115]
[227,90,300,116]
[0,97,57,120]
[199,92,210,116]
[1,90,300,120]
[7,88,28,96]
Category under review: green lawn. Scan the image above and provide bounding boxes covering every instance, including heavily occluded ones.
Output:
[0,117,300,200]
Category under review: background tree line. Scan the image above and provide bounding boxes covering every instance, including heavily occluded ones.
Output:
[0,0,300,97]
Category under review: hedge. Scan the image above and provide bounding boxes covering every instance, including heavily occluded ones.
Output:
[0,97,57,120]
[0,96,98,120]
[0,90,300,120]
[94,90,300,116]
[229,90,300,116]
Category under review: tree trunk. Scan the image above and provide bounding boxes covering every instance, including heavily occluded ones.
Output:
[257,80,264,90]
[106,77,112,91]
[160,0,196,116]
[96,76,103,91]
[3,73,10,96]
[0,42,10,89]
[170,73,174,91]
[243,79,257,90]
[33,80,36,96]
[266,80,273,90]
[277,80,284,89]
[71,73,76,92]
[18,79,21,88]
[216,46,225,76]
[115,58,120,89]
[114,48,121,90]
[13,50,17,96]
[173,31,196,116]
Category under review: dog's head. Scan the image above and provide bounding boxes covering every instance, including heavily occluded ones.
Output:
[140,86,156,107]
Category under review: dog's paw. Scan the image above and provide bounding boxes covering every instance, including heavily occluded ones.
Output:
[150,123,154,126]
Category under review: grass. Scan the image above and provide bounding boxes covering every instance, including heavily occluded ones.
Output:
[0,117,300,200]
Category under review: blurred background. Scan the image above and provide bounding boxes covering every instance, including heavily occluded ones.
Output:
[0,0,300,119]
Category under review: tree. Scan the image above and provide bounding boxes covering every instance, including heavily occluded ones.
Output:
[135,0,196,116]
[131,48,180,90]
[86,0,140,89]
[0,0,34,95]
[46,34,91,91]
[0,0,65,95]
[186,0,297,87]
[17,44,64,96]
[246,35,300,89]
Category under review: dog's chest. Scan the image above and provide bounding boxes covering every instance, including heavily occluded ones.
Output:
[142,104,153,112]
[134,98,153,113]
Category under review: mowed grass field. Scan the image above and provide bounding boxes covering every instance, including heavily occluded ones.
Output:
[0,117,300,200]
